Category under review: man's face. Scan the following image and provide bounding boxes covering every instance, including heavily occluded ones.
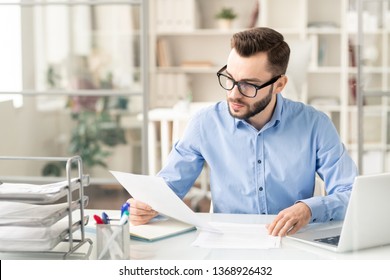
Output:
[224,49,277,120]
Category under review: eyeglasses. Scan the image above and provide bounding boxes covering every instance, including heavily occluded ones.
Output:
[216,65,282,98]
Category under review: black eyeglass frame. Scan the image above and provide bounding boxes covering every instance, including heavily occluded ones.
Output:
[216,65,282,98]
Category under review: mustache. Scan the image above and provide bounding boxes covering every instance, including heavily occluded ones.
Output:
[228,98,247,106]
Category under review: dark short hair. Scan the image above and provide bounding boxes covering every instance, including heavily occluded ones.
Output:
[231,27,290,75]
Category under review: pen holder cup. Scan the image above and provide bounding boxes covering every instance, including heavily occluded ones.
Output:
[96,222,130,260]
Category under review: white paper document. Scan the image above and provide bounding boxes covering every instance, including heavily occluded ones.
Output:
[111,171,280,249]
[191,222,281,249]
[0,178,81,203]
[110,171,219,233]
[0,179,79,195]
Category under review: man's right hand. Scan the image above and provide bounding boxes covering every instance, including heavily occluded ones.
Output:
[127,198,158,225]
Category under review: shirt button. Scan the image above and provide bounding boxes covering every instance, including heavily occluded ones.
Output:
[257,159,262,164]
[330,218,334,221]
[259,187,263,191]
[312,218,317,222]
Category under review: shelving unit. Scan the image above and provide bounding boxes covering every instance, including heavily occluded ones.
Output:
[0,156,92,259]
[258,0,349,141]
[149,0,259,108]
[356,0,390,174]
[149,0,390,174]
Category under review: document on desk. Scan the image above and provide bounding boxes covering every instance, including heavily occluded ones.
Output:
[111,171,279,249]
[110,171,219,233]
[192,222,281,249]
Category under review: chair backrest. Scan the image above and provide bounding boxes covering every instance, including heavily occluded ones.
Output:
[171,102,214,212]
[284,40,311,101]
[171,102,215,145]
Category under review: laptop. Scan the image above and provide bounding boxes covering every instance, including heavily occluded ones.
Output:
[287,173,390,252]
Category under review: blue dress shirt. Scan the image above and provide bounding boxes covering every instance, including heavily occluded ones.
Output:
[158,94,358,223]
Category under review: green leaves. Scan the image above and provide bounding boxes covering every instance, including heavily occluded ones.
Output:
[69,110,126,168]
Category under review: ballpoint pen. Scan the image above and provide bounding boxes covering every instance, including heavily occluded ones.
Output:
[101,212,110,224]
[121,202,130,217]
[119,209,129,225]
[93,214,104,224]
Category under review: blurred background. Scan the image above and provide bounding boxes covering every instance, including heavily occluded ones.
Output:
[0,0,389,211]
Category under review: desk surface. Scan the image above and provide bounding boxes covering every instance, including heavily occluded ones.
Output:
[2,210,390,260]
[85,210,390,260]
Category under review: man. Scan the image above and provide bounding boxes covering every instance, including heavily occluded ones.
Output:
[130,27,358,236]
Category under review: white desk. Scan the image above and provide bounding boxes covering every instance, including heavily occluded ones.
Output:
[88,210,390,260]
[2,210,390,260]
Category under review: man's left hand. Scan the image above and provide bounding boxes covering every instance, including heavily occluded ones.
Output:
[266,202,311,236]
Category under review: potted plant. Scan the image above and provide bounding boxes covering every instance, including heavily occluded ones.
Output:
[42,56,127,176]
[215,7,237,30]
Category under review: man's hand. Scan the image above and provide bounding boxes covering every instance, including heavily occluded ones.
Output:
[128,198,158,225]
[266,202,311,236]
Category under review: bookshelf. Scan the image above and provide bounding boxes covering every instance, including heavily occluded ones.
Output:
[355,0,390,174]
[149,0,390,174]
[149,0,259,107]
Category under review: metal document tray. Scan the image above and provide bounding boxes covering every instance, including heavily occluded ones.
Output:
[0,215,88,252]
[0,196,88,227]
[0,176,89,204]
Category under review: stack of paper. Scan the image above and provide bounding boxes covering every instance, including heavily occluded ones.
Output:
[0,178,80,203]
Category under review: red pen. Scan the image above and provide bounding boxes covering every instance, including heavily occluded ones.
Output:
[93,214,104,224]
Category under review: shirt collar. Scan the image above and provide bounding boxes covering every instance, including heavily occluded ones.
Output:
[234,93,284,130]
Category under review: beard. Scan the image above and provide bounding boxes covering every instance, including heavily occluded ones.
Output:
[227,86,273,120]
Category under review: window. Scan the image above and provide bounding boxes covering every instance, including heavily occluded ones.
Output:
[0,1,146,179]
[0,2,22,107]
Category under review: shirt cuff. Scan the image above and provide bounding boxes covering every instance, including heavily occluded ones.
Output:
[297,196,332,223]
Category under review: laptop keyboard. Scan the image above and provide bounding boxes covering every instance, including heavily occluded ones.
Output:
[314,235,340,246]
